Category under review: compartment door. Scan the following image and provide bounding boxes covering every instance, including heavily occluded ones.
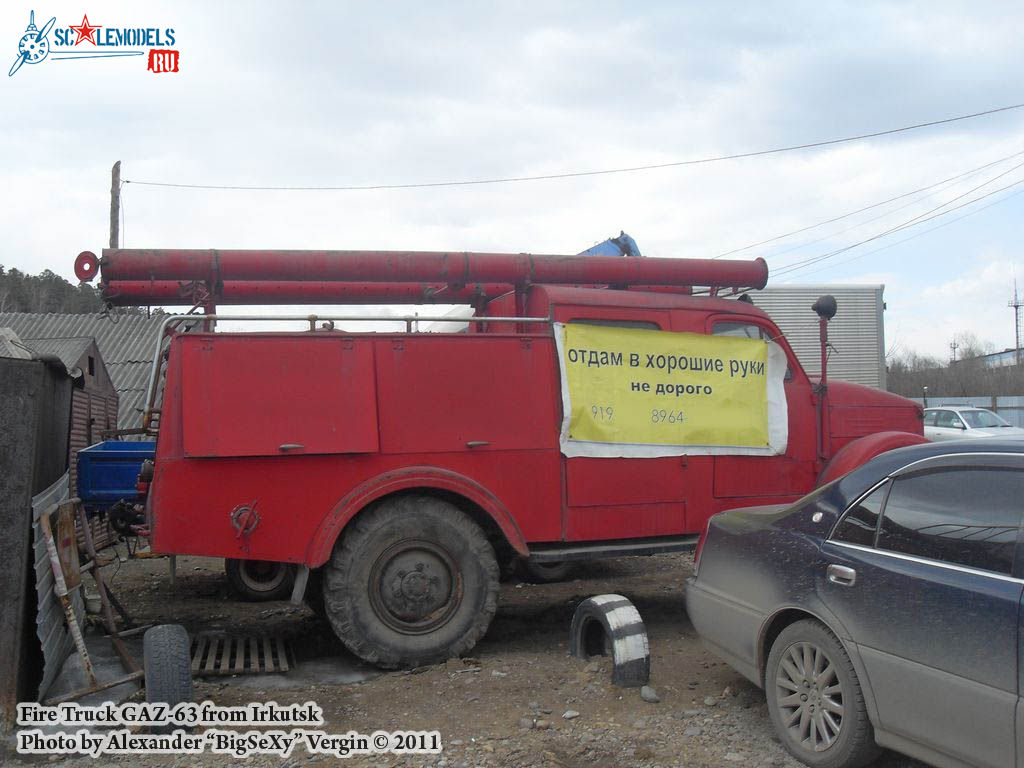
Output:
[180,335,379,457]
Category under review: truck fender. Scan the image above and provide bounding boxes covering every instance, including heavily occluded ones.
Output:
[817,431,930,487]
[305,466,529,567]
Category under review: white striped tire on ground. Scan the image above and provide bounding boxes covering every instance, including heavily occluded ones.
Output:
[569,594,650,688]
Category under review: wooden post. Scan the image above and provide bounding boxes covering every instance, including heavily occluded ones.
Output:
[76,502,140,675]
[109,161,121,249]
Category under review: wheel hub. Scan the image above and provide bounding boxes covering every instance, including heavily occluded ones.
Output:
[775,641,844,753]
[370,540,462,635]
[239,560,287,592]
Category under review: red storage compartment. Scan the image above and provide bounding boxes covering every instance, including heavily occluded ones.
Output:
[179,334,379,457]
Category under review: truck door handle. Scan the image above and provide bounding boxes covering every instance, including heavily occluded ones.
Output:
[466,441,490,448]
[827,564,857,587]
[278,443,304,452]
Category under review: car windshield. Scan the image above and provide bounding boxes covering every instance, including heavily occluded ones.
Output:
[960,410,1010,428]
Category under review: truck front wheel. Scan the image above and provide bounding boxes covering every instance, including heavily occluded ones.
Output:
[323,496,500,669]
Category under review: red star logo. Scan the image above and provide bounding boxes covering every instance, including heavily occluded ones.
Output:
[69,14,101,46]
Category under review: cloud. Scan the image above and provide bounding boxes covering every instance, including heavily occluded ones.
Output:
[1,1,1023,362]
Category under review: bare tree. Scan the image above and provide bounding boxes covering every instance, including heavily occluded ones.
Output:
[888,331,1022,398]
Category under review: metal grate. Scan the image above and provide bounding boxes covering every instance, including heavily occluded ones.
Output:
[190,634,292,676]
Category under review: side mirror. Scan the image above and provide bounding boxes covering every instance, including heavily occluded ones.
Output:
[812,295,837,320]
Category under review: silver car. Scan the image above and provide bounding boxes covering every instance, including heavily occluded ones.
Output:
[923,406,1024,441]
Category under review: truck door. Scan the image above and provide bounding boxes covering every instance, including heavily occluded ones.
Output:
[704,315,817,500]
[557,309,692,541]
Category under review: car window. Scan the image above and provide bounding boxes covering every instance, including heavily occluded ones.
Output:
[877,468,1023,575]
[935,410,962,429]
[712,322,765,339]
[832,482,888,546]
[960,410,1008,429]
[923,411,938,426]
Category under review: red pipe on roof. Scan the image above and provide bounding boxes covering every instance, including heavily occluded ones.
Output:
[77,249,768,290]
[101,280,513,306]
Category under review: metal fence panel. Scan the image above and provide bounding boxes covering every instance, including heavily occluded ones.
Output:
[31,472,83,700]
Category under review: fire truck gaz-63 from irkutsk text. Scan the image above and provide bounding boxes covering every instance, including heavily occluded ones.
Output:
[74,238,925,668]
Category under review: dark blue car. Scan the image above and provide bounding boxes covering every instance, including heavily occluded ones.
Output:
[686,441,1024,768]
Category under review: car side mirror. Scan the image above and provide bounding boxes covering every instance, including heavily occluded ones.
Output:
[958,423,966,429]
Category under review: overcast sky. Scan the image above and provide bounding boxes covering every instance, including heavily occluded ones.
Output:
[2,1,1022,360]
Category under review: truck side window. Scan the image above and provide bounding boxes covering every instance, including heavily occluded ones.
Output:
[923,411,938,426]
[712,322,765,339]
[832,482,888,547]
[712,321,792,381]
[570,319,661,330]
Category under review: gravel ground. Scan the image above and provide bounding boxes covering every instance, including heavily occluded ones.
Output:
[8,550,926,767]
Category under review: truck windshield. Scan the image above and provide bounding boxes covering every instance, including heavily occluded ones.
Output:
[961,410,1010,428]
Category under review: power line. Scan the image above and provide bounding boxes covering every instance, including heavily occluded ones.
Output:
[773,176,1024,278]
[776,186,1024,280]
[123,102,1024,192]
[710,147,1024,259]
[772,160,1024,277]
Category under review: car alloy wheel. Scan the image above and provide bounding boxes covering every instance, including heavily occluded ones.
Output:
[774,640,844,752]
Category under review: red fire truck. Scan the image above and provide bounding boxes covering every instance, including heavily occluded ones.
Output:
[75,243,925,668]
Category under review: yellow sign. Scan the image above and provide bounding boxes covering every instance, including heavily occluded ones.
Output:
[557,323,785,456]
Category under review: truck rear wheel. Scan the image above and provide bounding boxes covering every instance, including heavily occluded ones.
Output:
[323,495,499,669]
[225,558,296,602]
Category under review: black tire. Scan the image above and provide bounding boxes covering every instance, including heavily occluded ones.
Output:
[518,559,575,583]
[765,619,880,768]
[569,594,650,687]
[225,558,296,602]
[323,495,499,669]
[144,625,194,708]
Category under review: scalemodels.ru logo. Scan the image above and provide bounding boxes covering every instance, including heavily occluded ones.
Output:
[9,9,179,76]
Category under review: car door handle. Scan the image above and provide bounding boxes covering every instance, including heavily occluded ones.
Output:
[278,443,304,452]
[827,564,857,587]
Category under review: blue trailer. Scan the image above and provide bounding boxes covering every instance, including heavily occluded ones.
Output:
[76,441,155,533]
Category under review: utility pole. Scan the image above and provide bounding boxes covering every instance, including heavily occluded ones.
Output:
[109,160,121,248]
[1009,279,1022,366]
[950,340,959,363]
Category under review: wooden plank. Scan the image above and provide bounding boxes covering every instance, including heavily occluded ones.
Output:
[203,637,219,674]
[233,637,245,674]
[217,639,231,675]
[276,637,289,673]
[43,670,145,706]
[263,637,274,673]
[191,635,207,674]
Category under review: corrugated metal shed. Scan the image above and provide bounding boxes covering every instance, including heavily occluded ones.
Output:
[0,328,32,359]
[0,313,195,430]
[17,336,119,490]
[748,285,886,389]
[19,337,94,372]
